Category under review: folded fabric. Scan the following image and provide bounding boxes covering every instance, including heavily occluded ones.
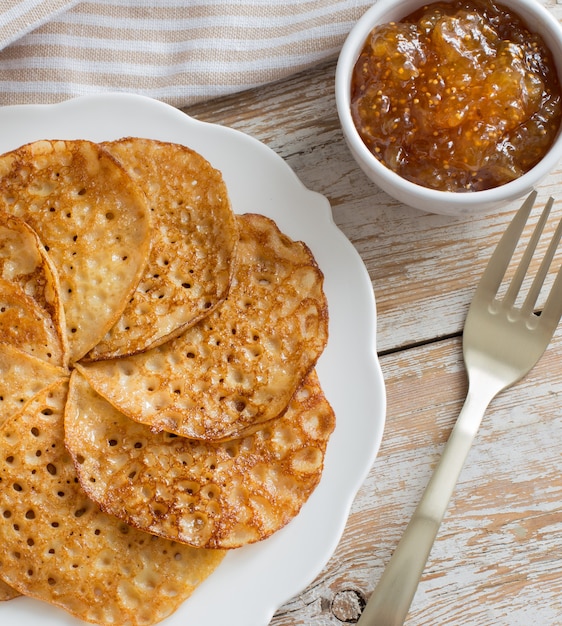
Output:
[0,0,372,108]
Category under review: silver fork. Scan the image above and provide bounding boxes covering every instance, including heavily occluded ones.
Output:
[358,191,562,626]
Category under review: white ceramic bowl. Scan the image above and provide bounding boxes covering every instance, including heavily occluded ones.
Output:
[335,0,562,216]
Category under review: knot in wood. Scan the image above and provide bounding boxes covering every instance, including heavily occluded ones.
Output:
[330,588,366,623]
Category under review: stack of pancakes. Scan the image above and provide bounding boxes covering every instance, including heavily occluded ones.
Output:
[0,137,333,625]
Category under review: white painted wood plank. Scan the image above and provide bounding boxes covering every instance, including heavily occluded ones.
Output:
[271,336,562,625]
[183,6,562,621]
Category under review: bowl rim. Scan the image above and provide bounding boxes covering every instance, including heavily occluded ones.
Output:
[335,0,562,209]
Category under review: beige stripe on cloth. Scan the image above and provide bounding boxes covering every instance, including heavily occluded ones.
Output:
[0,0,79,48]
[0,0,371,107]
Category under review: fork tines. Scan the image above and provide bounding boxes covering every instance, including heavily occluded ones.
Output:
[481,191,562,328]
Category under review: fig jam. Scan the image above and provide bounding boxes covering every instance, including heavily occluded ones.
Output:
[351,0,562,192]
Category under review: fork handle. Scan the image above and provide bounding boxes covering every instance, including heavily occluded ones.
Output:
[357,385,495,625]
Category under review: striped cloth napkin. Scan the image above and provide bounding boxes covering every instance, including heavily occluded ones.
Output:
[0,0,371,108]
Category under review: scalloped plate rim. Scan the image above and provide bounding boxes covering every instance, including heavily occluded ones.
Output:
[0,94,386,626]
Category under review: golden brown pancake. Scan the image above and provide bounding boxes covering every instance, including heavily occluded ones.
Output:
[65,369,335,549]
[0,213,67,365]
[0,139,151,363]
[0,136,334,619]
[88,137,238,360]
[0,380,225,625]
[0,343,66,427]
[0,277,64,366]
[79,213,329,441]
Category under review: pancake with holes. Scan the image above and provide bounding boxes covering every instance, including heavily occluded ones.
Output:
[87,138,238,360]
[0,380,225,625]
[0,139,151,363]
[79,212,329,441]
[0,277,65,366]
[65,369,335,549]
[0,213,67,366]
[0,344,66,428]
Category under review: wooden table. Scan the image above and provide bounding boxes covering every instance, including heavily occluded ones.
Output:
[184,4,562,622]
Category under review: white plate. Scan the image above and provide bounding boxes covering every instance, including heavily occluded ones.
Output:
[0,94,386,626]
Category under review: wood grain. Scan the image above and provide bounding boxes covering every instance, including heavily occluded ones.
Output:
[270,337,562,625]
[182,4,562,622]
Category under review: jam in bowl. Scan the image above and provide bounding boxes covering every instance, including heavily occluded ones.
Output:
[336,0,562,215]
